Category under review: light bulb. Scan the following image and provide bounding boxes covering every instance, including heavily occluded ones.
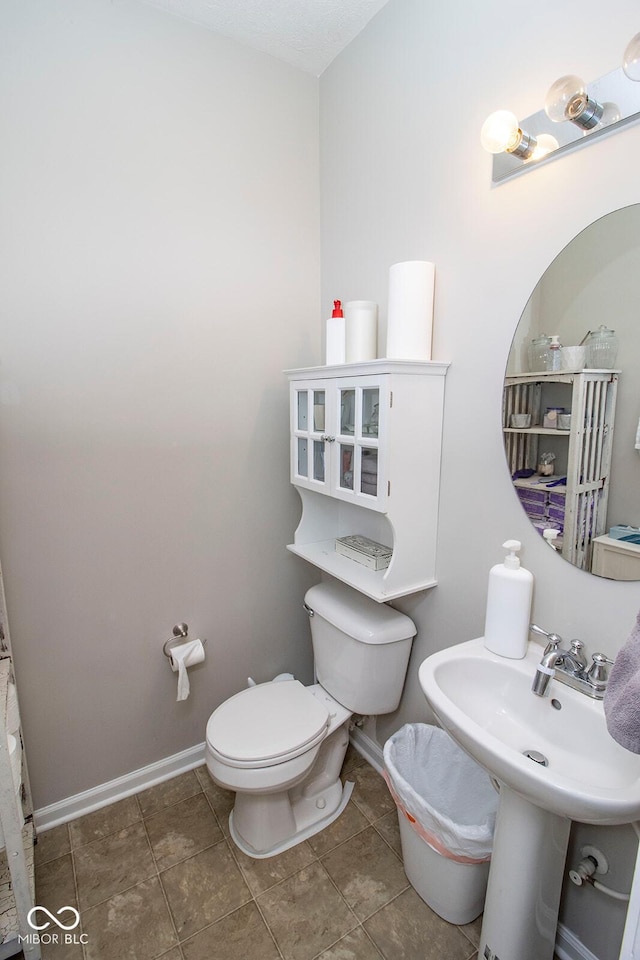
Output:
[601,101,621,125]
[544,74,603,128]
[480,111,537,159]
[623,33,640,81]
[545,75,588,122]
[480,110,521,153]
[530,134,559,162]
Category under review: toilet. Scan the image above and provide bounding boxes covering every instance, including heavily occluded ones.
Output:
[205,580,416,858]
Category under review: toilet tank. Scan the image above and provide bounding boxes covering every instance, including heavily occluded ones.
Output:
[304,581,416,715]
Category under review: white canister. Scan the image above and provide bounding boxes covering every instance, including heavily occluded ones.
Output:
[344,301,378,362]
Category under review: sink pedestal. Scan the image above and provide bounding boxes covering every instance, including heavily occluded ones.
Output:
[479,785,571,960]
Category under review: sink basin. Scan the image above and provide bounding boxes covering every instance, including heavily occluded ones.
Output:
[418,637,640,825]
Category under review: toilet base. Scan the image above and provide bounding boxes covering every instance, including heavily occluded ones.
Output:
[229,779,354,859]
[227,720,352,859]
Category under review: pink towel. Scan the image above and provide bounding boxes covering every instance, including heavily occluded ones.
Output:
[604,611,640,753]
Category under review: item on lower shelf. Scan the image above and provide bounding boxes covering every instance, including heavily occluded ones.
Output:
[335,535,393,571]
[609,525,640,544]
[537,452,556,476]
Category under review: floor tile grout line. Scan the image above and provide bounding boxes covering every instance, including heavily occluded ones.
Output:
[251,891,288,960]
[309,921,386,960]
[145,800,186,959]
[75,866,160,915]
[67,824,89,960]
[312,855,364,929]
[176,897,278,956]
[138,784,206,825]
[359,923,387,960]
[457,921,482,951]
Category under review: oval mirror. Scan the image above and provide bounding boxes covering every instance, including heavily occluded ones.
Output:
[503,204,640,580]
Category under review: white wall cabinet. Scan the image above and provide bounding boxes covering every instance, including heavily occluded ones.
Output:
[286,360,449,602]
[0,565,39,960]
[503,369,619,571]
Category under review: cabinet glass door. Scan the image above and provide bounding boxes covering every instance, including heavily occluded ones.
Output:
[339,444,354,490]
[335,384,383,507]
[292,386,329,492]
[360,447,378,496]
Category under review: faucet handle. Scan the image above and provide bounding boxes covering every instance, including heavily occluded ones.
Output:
[586,652,615,684]
[569,639,587,666]
[530,624,563,652]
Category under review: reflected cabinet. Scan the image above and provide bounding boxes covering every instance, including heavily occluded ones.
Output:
[286,360,449,601]
[503,369,619,571]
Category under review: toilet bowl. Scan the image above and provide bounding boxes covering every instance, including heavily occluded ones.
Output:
[205,580,417,859]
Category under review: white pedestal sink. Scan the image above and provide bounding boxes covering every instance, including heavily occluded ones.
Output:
[419,638,640,960]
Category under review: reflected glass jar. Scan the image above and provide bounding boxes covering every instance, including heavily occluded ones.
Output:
[528,334,551,371]
[586,325,619,369]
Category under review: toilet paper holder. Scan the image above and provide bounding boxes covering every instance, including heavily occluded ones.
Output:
[162,623,208,661]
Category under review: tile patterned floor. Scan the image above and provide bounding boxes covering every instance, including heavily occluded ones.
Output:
[33,746,481,960]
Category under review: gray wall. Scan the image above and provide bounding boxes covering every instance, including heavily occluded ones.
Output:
[0,0,320,806]
[320,1,640,957]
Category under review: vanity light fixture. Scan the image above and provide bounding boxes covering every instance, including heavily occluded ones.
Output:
[483,31,640,183]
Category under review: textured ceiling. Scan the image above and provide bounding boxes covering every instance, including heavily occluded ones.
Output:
[139,0,391,75]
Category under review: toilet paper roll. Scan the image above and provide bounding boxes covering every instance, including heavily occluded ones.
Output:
[386,260,435,361]
[344,301,378,362]
[170,639,205,701]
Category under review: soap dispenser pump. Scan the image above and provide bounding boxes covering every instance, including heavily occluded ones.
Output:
[483,540,533,659]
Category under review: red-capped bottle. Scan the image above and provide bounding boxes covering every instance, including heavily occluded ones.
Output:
[325,299,345,365]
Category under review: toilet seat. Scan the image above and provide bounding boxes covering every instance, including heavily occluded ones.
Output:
[206,680,329,769]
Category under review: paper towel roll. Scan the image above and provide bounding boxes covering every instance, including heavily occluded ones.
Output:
[386,261,435,361]
[170,639,205,701]
[344,301,378,362]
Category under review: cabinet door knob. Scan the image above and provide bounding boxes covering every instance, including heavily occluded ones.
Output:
[321,435,335,443]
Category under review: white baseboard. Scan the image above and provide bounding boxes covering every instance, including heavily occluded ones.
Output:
[349,725,384,774]
[555,922,602,960]
[34,741,206,832]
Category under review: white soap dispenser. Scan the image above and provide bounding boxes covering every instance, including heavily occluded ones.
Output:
[483,540,533,659]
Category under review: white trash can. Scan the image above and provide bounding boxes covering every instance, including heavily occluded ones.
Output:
[384,723,498,925]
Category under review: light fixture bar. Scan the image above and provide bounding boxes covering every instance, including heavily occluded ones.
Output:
[490,66,640,184]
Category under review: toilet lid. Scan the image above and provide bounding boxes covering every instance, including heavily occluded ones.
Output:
[207,680,330,764]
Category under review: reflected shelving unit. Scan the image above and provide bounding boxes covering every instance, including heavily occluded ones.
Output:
[503,369,619,571]
[286,359,449,602]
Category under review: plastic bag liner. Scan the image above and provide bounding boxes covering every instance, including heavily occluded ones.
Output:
[383,723,498,864]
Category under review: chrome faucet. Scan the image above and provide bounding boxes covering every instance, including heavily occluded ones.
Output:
[530,624,614,699]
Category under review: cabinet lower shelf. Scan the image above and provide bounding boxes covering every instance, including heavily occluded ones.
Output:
[287,540,437,602]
